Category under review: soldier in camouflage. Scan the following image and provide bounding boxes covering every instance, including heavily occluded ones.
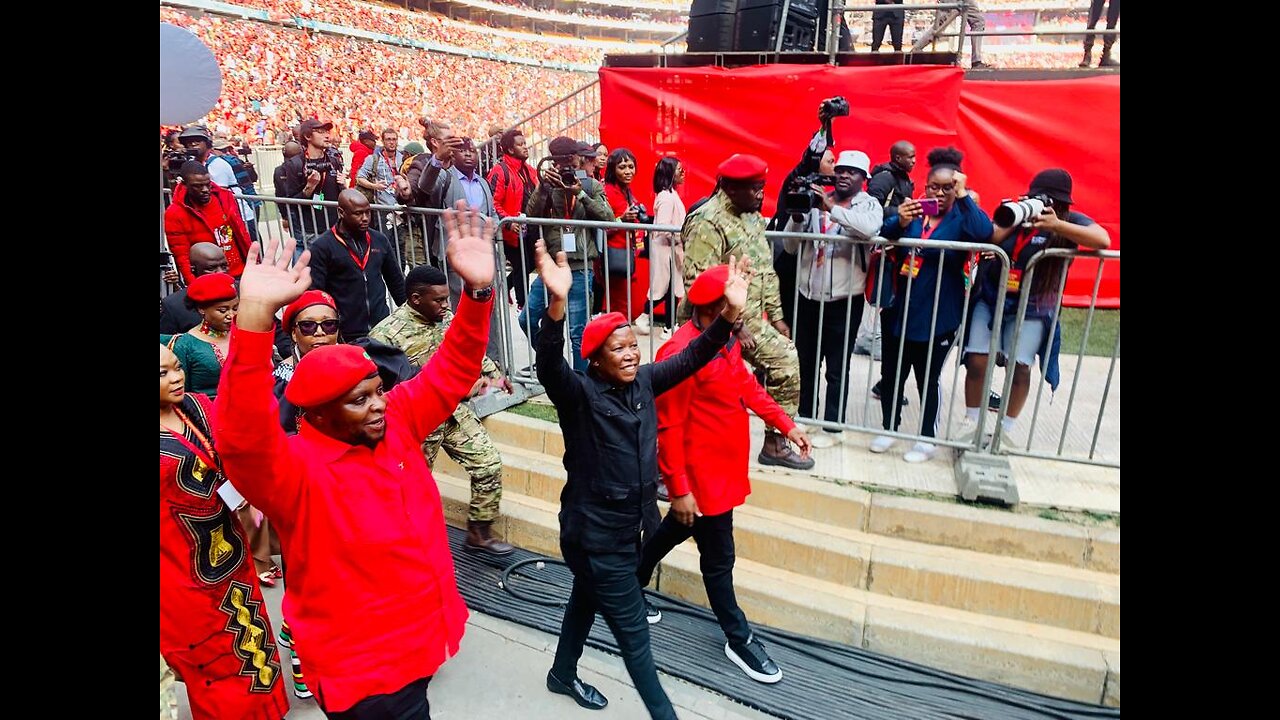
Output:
[369,264,516,555]
[680,154,815,470]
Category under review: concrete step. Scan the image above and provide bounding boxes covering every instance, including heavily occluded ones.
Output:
[482,411,1120,574]
[438,441,1120,638]
[433,472,1119,706]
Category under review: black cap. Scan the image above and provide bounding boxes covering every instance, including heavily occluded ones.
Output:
[1029,168,1073,204]
[548,136,579,157]
[575,141,597,158]
[358,130,377,142]
[299,118,334,137]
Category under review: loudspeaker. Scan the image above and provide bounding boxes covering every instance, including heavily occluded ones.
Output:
[687,0,739,52]
[734,1,820,52]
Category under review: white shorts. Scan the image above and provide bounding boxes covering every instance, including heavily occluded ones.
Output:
[965,299,1044,367]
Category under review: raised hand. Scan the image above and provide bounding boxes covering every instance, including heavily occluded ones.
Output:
[443,199,498,291]
[237,235,311,332]
[533,237,572,301]
[721,254,753,321]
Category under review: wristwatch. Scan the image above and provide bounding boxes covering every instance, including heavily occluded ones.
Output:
[466,285,495,302]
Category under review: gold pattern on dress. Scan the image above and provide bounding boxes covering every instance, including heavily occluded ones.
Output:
[209,526,234,567]
[192,457,209,483]
[229,586,276,685]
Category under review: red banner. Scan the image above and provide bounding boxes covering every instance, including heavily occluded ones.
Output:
[599,65,1119,308]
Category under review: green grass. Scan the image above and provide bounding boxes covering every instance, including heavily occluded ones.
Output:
[506,401,560,424]
[1058,308,1119,358]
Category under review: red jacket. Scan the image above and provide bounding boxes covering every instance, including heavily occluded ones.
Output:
[349,141,372,188]
[655,321,796,516]
[164,181,251,285]
[214,296,492,713]
[487,154,537,247]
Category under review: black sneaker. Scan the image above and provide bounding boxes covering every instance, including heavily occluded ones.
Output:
[645,601,662,625]
[871,381,909,407]
[725,635,782,683]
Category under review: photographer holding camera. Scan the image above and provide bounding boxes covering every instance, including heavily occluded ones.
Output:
[602,148,653,328]
[515,136,612,371]
[768,98,844,332]
[281,118,343,256]
[782,150,883,446]
[959,169,1109,446]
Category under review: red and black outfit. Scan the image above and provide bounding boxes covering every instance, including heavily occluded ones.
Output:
[214,295,493,715]
[636,321,796,646]
[487,154,538,307]
[601,183,650,321]
[160,393,289,720]
[164,181,252,285]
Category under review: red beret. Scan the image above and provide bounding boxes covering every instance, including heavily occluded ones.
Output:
[717,154,768,181]
[687,264,730,306]
[284,344,378,408]
[283,290,338,330]
[186,273,237,304]
[580,312,629,359]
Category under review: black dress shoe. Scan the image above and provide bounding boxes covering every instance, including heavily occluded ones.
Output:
[546,671,608,710]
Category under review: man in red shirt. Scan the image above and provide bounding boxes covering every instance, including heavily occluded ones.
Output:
[486,128,538,308]
[637,264,812,685]
[215,200,498,718]
[165,161,252,284]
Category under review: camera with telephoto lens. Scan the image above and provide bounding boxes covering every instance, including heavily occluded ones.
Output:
[558,165,578,187]
[783,173,838,215]
[304,146,344,175]
[821,96,851,119]
[994,193,1052,228]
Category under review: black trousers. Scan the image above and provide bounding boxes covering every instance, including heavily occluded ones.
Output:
[795,293,864,425]
[322,676,431,720]
[1085,0,1121,42]
[505,242,533,309]
[553,538,677,720]
[871,2,905,52]
[879,331,955,439]
[637,509,751,646]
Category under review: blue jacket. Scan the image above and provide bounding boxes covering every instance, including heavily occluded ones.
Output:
[880,195,993,342]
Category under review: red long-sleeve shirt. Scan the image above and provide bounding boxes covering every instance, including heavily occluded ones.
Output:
[655,321,797,517]
[214,295,492,713]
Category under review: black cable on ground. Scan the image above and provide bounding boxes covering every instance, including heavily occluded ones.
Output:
[454,530,1120,720]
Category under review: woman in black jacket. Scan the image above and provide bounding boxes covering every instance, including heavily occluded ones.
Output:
[533,239,751,720]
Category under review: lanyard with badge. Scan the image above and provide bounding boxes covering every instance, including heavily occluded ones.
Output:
[1005,228,1037,293]
[561,189,579,254]
[901,217,935,279]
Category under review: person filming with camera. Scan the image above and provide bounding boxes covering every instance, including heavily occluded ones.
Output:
[959,169,1110,446]
[516,136,613,370]
[282,119,344,257]
[782,149,883,446]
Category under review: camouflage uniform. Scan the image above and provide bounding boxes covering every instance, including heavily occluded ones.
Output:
[680,190,801,416]
[159,654,177,720]
[369,303,505,521]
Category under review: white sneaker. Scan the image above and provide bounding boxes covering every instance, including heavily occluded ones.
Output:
[634,314,652,335]
[869,435,896,453]
[903,442,937,463]
[658,326,673,341]
[809,431,839,449]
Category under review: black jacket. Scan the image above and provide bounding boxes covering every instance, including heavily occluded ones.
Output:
[281,152,342,234]
[307,226,407,340]
[535,312,734,552]
[159,289,200,335]
[867,161,915,211]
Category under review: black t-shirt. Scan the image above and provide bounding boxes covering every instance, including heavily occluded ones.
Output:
[979,210,1094,313]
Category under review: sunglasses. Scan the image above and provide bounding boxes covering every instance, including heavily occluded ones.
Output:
[295,319,339,336]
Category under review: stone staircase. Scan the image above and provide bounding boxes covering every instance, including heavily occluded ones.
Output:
[432,411,1120,707]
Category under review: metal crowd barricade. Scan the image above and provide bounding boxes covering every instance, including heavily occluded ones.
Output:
[989,247,1121,467]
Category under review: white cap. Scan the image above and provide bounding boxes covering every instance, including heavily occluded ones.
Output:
[834,150,871,176]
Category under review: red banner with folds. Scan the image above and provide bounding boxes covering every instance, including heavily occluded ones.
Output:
[599,65,1119,308]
